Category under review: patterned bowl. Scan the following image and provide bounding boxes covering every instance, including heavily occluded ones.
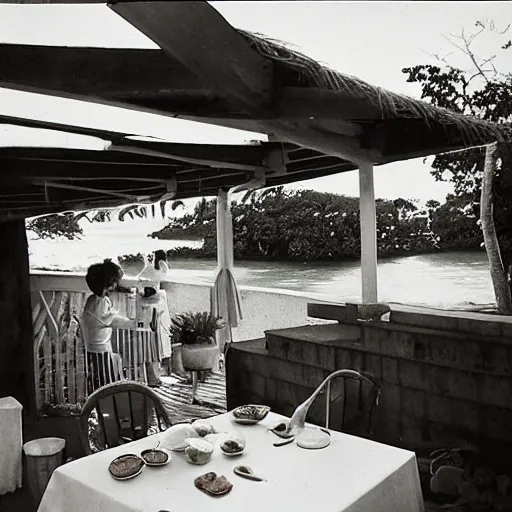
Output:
[232,405,271,425]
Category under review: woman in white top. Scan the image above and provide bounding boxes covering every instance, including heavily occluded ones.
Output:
[137,250,169,289]
[82,259,136,391]
[136,250,173,379]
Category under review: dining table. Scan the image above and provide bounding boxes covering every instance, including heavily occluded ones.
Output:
[37,411,424,512]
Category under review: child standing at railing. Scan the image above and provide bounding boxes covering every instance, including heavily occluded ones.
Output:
[82,259,137,392]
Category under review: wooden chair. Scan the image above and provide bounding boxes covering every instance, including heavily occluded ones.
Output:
[324,370,381,437]
[79,381,172,454]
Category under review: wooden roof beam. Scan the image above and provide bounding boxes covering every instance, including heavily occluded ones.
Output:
[0,43,210,95]
[0,45,378,131]
[107,143,266,172]
[0,156,251,181]
[0,139,285,172]
[0,114,134,142]
[110,1,274,116]
[0,158,179,180]
[108,139,283,170]
[264,120,379,165]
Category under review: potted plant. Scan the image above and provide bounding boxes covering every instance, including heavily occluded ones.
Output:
[170,312,224,371]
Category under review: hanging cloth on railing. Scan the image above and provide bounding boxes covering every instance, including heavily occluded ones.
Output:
[210,267,243,330]
[210,189,243,351]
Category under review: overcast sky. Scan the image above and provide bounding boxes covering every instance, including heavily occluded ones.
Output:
[1,1,511,203]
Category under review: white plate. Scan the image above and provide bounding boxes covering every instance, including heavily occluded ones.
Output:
[296,429,331,450]
[109,454,146,480]
[110,467,144,480]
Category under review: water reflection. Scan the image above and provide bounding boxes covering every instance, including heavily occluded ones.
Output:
[28,224,494,309]
[155,251,494,309]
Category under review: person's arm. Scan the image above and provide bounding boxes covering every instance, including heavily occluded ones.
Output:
[101,297,136,329]
[158,260,170,273]
[112,312,136,329]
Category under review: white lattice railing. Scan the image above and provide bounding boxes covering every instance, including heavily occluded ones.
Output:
[32,288,88,413]
[30,270,329,413]
[30,277,159,414]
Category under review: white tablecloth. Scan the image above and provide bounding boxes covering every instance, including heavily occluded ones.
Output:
[0,396,23,495]
[38,412,424,512]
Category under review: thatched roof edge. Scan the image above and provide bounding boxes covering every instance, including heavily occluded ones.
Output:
[239,30,512,146]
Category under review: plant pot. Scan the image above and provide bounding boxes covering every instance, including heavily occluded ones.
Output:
[182,343,219,371]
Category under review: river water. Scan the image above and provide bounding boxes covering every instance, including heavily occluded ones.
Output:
[27,218,495,309]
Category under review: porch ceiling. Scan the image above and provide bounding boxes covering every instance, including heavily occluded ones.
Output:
[0,131,357,220]
[0,0,511,221]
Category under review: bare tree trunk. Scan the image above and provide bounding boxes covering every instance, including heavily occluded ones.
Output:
[481,143,512,315]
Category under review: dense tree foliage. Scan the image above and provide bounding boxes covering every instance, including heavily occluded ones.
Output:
[26,213,83,240]
[150,188,483,263]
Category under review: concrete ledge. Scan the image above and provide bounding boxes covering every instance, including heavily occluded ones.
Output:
[265,324,361,345]
[308,302,391,322]
[307,302,358,323]
[390,304,512,338]
[306,302,512,342]
[226,338,267,354]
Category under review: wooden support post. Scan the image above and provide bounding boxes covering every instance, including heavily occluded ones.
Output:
[0,220,36,415]
[358,162,378,303]
[216,189,228,270]
[214,189,233,356]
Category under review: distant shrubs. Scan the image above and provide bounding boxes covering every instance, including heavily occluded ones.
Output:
[147,188,484,263]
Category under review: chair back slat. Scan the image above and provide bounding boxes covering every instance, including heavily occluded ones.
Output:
[142,395,149,437]
[128,391,135,434]
[95,403,109,447]
[324,370,381,437]
[112,395,122,437]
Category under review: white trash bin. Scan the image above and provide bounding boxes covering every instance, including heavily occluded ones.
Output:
[0,396,23,495]
[23,437,66,506]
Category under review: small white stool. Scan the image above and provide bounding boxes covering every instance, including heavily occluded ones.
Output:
[0,396,23,495]
[23,437,66,506]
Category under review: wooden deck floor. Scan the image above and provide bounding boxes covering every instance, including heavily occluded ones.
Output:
[154,370,227,423]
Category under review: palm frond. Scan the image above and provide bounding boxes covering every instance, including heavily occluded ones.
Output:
[73,199,185,224]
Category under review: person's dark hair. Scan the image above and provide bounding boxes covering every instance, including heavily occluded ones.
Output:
[85,259,124,297]
[154,250,167,270]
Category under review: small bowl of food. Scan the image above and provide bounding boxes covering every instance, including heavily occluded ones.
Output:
[184,438,215,465]
[232,405,270,425]
[162,423,200,451]
[140,448,171,466]
[220,431,246,457]
[192,420,216,437]
[220,439,245,457]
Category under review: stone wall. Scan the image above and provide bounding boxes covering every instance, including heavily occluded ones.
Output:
[226,306,512,462]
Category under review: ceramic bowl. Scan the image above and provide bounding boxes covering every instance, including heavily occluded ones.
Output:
[140,448,171,466]
[232,404,270,424]
[184,438,214,465]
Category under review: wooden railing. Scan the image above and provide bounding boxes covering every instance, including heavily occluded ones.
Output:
[32,289,88,413]
[30,270,328,414]
[30,276,162,414]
